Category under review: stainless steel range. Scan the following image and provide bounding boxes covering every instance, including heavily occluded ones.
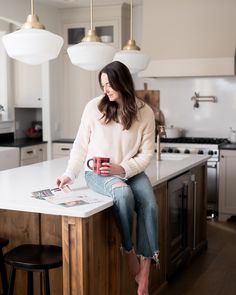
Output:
[160,137,229,217]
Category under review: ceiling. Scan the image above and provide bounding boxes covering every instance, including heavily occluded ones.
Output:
[35,0,142,9]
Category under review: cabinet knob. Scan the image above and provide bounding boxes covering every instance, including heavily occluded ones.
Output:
[37,98,41,101]
[221,155,224,158]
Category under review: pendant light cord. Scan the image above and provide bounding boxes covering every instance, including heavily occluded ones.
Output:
[130,0,133,40]
[31,0,34,15]
[90,0,93,31]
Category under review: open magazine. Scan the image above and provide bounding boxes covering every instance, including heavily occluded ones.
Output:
[31,185,101,208]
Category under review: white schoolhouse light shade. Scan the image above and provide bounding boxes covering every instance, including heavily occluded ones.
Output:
[2,28,63,65]
[114,48,150,74]
[2,2,63,65]
[67,39,116,71]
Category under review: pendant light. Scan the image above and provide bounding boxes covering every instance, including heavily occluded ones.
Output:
[2,0,63,65]
[113,0,149,74]
[67,0,116,71]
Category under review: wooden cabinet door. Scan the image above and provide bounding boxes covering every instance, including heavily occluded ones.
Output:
[191,164,207,255]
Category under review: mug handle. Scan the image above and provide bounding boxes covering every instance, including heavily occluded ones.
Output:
[87,158,93,170]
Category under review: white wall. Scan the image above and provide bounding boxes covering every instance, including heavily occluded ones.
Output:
[134,76,236,138]
[133,4,236,139]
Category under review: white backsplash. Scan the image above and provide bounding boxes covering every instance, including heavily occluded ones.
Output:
[134,76,236,139]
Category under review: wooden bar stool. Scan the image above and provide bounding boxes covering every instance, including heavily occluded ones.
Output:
[4,244,62,295]
[0,237,9,295]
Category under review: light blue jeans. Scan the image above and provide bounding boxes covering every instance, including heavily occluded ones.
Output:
[85,171,159,262]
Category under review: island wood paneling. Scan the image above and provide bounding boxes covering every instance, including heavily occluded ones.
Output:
[0,210,41,295]
[149,182,168,295]
[40,214,63,295]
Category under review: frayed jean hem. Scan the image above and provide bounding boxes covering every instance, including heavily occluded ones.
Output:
[120,246,160,267]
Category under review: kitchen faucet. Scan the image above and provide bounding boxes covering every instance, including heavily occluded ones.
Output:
[156,125,166,161]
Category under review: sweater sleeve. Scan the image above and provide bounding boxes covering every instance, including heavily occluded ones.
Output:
[120,107,155,179]
[63,103,92,182]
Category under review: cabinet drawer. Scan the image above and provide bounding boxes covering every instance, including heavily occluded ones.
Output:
[52,143,73,159]
[21,146,38,160]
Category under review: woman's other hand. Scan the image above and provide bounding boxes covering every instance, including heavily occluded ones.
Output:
[100,163,125,177]
[56,176,71,188]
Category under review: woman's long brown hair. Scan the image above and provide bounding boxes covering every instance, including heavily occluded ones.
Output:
[98,61,143,130]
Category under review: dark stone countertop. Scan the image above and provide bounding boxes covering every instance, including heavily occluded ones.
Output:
[0,137,47,148]
[52,138,74,144]
[219,143,236,150]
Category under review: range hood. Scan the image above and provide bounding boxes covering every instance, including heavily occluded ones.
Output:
[139,57,236,78]
[140,0,236,78]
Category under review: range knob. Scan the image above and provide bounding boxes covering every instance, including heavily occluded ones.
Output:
[161,148,167,153]
[174,149,180,153]
[208,150,214,155]
[198,150,204,154]
[167,148,173,153]
[184,149,190,154]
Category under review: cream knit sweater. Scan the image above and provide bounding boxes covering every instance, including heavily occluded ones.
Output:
[64,95,155,181]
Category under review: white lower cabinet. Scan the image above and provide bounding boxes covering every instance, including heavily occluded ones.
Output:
[20,144,47,166]
[219,149,236,221]
[52,143,72,159]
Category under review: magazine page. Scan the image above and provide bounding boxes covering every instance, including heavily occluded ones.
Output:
[31,185,101,207]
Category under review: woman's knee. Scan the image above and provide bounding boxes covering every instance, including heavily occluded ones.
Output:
[111,182,134,206]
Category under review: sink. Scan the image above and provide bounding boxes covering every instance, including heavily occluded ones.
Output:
[160,153,190,161]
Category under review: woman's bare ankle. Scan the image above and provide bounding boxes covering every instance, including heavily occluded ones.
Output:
[125,249,140,277]
[135,258,151,295]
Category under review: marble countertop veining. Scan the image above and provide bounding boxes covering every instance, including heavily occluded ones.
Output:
[0,154,209,218]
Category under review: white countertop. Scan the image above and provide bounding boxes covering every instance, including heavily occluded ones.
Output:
[0,154,209,218]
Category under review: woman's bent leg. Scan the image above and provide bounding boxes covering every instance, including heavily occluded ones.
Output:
[127,172,159,295]
[127,172,159,261]
[85,171,135,251]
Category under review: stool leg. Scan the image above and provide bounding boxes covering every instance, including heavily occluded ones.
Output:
[27,271,33,295]
[0,249,8,294]
[7,267,16,295]
[42,270,50,295]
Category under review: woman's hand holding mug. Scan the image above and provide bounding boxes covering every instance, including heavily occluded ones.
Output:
[87,157,125,177]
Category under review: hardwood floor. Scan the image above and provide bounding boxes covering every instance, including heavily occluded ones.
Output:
[159,219,236,295]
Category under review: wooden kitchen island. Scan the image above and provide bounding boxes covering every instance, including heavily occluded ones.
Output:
[0,155,209,295]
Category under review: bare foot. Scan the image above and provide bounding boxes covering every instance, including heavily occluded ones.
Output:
[125,249,140,277]
[135,258,150,295]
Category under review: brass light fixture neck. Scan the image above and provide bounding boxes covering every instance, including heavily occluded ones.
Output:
[22,14,45,30]
[81,0,101,43]
[82,29,101,42]
[123,0,140,51]
[123,39,140,51]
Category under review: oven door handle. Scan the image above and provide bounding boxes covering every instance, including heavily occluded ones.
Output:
[207,162,217,169]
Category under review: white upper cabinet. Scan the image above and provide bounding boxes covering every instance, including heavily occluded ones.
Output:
[14,61,42,108]
[61,3,130,51]
[0,21,14,121]
[140,0,236,77]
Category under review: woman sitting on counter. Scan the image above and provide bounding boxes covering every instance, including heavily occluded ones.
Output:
[56,61,159,295]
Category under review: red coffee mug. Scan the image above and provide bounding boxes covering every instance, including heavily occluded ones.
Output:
[87,157,110,174]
